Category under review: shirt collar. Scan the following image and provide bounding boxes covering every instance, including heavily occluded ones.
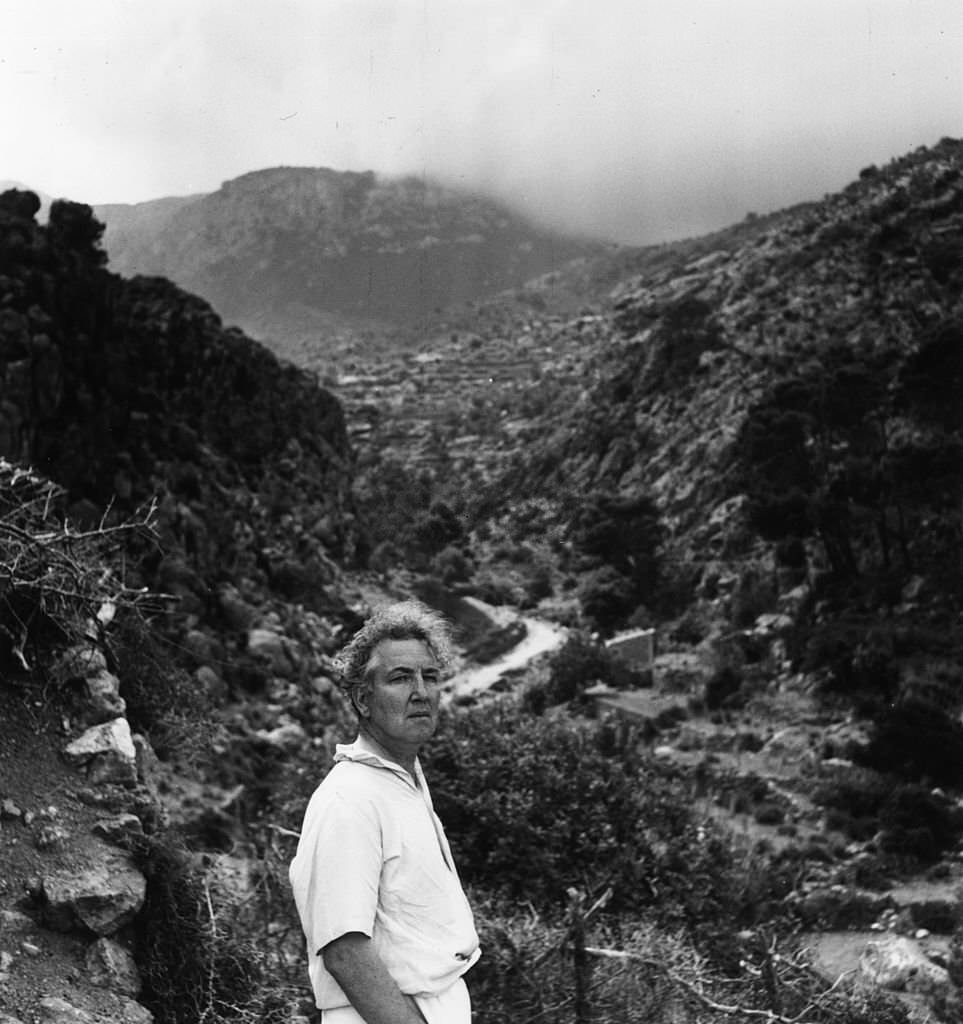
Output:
[334,734,425,788]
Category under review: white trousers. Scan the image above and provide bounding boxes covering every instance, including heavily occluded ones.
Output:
[321,977,471,1024]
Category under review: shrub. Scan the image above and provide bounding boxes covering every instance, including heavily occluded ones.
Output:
[536,632,639,707]
[424,702,736,931]
[133,835,294,1024]
[112,610,214,760]
[432,545,473,584]
[877,784,963,864]
[704,665,743,710]
[577,565,637,633]
[859,699,963,787]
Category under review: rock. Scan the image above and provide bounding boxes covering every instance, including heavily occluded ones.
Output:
[247,627,295,677]
[751,612,793,636]
[64,719,137,786]
[0,909,36,934]
[64,718,136,765]
[761,726,816,765]
[86,936,142,996]
[40,848,147,935]
[255,721,308,754]
[858,934,950,997]
[53,645,108,686]
[311,675,334,699]
[218,585,256,630]
[83,670,126,724]
[796,886,896,929]
[92,814,144,846]
[1,798,23,820]
[182,629,218,664]
[674,724,706,752]
[33,823,69,851]
[194,665,228,702]
[131,734,159,785]
[0,1013,27,1024]
[39,996,153,1024]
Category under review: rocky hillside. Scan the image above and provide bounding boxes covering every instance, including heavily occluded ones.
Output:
[0,187,368,697]
[332,140,961,635]
[96,168,603,361]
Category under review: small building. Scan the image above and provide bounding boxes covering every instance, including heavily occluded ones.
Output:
[605,628,656,673]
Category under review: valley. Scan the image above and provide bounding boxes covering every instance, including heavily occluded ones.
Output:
[1,137,963,1023]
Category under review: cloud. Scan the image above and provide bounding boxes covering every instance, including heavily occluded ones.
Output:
[3,0,962,242]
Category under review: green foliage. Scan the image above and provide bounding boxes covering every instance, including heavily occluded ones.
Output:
[424,702,736,931]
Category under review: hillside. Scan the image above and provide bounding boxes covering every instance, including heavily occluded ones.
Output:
[331,140,962,638]
[96,167,604,363]
[0,186,370,721]
[2,138,963,1023]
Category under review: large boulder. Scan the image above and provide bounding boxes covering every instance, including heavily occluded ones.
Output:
[40,849,146,935]
[858,934,950,997]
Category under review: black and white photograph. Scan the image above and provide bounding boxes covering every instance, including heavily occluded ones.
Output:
[2,2,963,1022]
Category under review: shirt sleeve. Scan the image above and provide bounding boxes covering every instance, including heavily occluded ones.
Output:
[290,787,383,957]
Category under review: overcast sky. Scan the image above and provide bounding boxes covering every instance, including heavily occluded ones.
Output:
[3,0,962,244]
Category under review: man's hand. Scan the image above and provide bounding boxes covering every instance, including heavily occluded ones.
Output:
[322,932,427,1024]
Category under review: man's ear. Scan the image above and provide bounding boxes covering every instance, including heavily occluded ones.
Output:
[351,684,370,718]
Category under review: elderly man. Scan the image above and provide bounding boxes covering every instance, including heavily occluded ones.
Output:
[290,600,480,1024]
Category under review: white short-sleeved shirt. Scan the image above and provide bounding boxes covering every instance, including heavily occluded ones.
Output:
[289,737,481,1010]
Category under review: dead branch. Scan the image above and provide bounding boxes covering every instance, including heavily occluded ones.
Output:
[584,946,852,1024]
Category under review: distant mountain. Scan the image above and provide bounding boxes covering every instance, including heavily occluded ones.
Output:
[338,137,963,671]
[96,167,604,357]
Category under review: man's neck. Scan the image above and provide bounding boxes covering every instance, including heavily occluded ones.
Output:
[357,727,418,778]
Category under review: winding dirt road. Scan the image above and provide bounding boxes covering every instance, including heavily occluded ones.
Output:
[445,614,567,702]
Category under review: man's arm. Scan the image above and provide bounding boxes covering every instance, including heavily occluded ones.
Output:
[322,932,427,1024]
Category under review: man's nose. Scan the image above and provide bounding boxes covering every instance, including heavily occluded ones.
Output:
[411,671,430,695]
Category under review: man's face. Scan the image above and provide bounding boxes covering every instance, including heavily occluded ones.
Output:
[357,638,441,763]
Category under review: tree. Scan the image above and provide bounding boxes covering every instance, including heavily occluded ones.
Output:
[47,200,107,266]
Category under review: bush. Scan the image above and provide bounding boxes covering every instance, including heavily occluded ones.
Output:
[877,784,963,863]
[432,545,474,584]
[536,632,639,707]
[113,611,214,760]
[424,702,736,929]
[578,565,637,633]
[859,699,963,787]
[134,836,293,1024]
[814,771,963,864]
[704,665,743,710]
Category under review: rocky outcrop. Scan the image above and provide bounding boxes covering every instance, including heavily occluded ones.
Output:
[859,934,950,998]
[40,851,147,936]
[0,187,364,708]
[96,168,602,354]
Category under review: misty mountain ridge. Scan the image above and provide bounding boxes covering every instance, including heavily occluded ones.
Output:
[96,166,605,361]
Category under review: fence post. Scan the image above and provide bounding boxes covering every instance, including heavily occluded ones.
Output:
[567,889,590,1024]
